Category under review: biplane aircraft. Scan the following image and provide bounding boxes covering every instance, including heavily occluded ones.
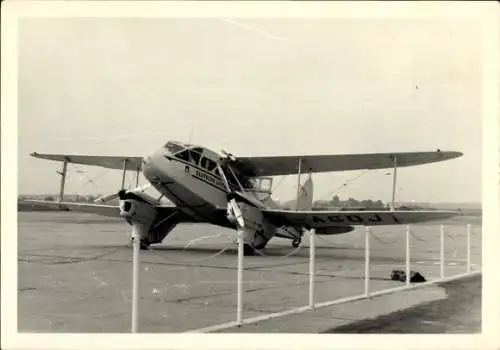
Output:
[27,141,463,255]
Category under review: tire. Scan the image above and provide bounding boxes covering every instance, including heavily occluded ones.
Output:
[243,243,255,256]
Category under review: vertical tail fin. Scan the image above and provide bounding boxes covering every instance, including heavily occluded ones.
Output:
[296,173,314,211]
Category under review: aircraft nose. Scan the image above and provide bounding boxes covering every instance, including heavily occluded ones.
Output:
[142,154,153,172]
[141,149,164,184]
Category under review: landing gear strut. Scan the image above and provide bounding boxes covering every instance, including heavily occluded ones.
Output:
[243,243,255,256]
[140,239,151,250]
[130,236,151,250]
[292,238,301,248]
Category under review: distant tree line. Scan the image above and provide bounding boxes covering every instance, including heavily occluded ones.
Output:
[18,195,103,203]
[313,195,386,210]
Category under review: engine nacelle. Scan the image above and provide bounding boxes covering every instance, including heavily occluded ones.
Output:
[119,199,157,227]
[119,198,180,245]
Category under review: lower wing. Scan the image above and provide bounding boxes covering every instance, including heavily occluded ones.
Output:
[22,200,180,220]
[262,209,460,228]
[30,153,143,171]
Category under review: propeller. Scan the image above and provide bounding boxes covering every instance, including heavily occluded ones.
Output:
[227,195,245,228]
[217,150,246,229]
[221,149,237,162]
[94,183,152,204]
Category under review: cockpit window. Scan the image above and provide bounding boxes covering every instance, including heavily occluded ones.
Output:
[241,177,273,193]
[164,142,184,154]
[200,157,217,172]
[175,150,190,161]
[189,150,201,165]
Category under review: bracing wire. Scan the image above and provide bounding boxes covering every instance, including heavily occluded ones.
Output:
[269,175,286,197]
[316,167,400,209]
[316,169,371,202]
[70,164,107,195]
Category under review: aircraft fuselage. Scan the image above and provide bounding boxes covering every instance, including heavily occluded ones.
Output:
[141,141,280,249]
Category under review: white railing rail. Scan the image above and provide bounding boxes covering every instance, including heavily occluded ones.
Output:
[129,223,481,333]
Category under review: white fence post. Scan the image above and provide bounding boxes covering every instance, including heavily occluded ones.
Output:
[309,229,316,309]
[406,225,411,287]
[131,227,140,333]
[440,225,445,280]
[364,226,370,297]
[467,224,471,274]
[237,229,244,325]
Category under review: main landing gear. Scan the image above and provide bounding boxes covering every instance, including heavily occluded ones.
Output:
[140,240,151,250]
[243,243,255,256]
[292,238,301,248]
[130,237,151,250]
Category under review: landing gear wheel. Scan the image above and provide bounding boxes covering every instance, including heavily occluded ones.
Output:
[140,239,151,250]
[292,238,301,248]
[243,243,255,256]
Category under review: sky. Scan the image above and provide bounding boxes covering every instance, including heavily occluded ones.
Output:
[17,17,483,203]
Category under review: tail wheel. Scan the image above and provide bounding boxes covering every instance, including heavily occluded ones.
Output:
[292,238,301,248]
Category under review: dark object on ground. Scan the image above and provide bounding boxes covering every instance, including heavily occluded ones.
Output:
[390,269,426,283]
[323,274,481,333]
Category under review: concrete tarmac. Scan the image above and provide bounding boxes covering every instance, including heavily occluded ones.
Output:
[17,211,482,333]
[323,274,481,333]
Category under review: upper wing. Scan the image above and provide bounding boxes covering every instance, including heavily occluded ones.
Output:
[30,152,143,171]
[232,151,463,176]
[262,209,460,228]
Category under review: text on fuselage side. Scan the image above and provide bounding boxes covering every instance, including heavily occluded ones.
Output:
[193,169,225,189]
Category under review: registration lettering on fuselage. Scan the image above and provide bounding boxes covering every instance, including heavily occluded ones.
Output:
[194,169,225,189]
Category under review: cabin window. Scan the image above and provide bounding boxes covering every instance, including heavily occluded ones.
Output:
[222,165,240,189]
[175,150,190,161]
[189,150,201,165]
[241,177,273,193]
[200,157,217,172]
[164,142,184,154]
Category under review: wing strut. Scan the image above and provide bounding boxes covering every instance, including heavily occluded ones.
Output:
[135,167,140,187]
[121,159,128,189]
[295,158,302,211]
[391,156,398,211]
[56,158,69,202]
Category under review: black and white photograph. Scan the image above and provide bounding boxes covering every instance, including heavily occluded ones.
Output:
[2,1,499,350]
